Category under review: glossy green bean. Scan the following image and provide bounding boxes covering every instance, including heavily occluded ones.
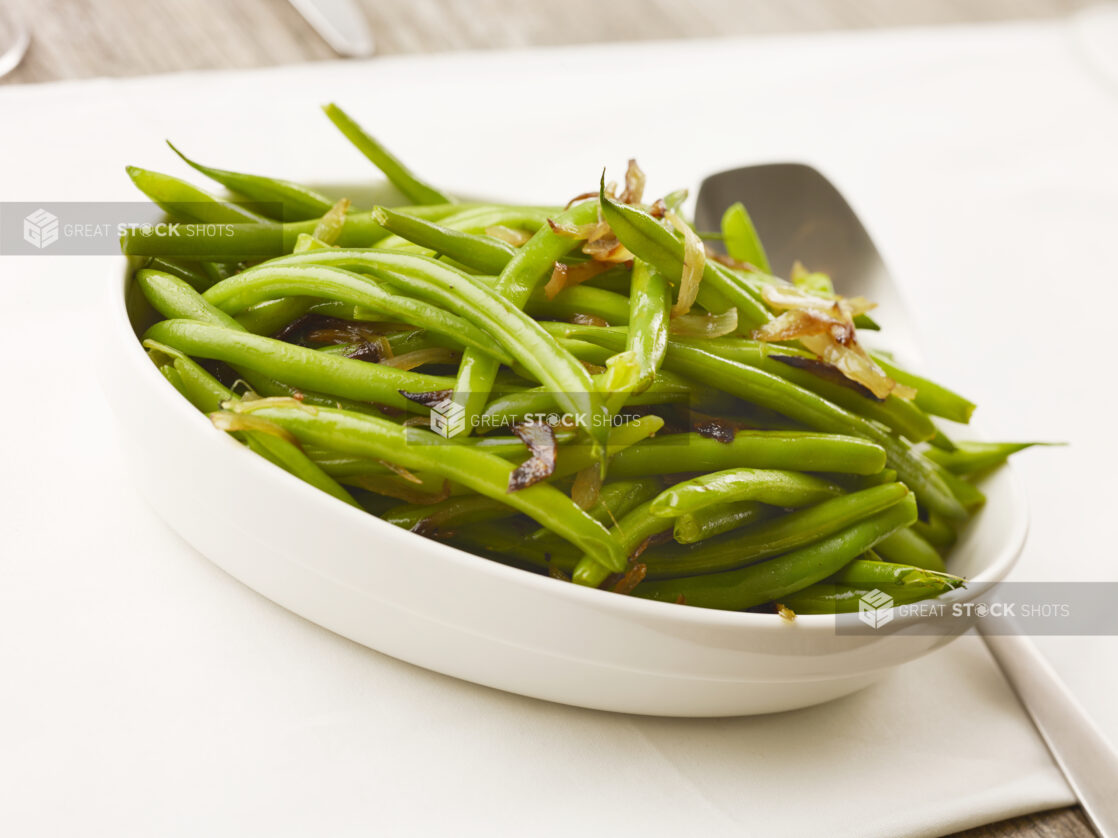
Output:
[910,512,958,551]
[830,559,964,589]
[873,354,976,424]
[323,103,451,205]
[608,432,887,478]
[143,257,214,292]
[673,501,776,544]
[127,166,272,224]
[625,260,670,391]
[649,469,844,517]
[933,462,987,512]
[231,366,391,419]
[633,492,917,609]
[637,483,911,581]
[203,263,510,361]
[527,285,631,325]
[779,582,946,614]
[168,142,336,220]
[925,441,1051,475]
[120,204,464,260]
[720,202,770,273]
[144,319,454,410]
[137,268,245,329]
[874,526,946,572]
[372,206,515,273]
[384,495,519,533]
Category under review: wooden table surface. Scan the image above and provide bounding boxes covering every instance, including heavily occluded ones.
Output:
[0,1,1098,835]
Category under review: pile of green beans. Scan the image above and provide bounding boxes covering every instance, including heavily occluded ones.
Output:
[123,103,1044,617]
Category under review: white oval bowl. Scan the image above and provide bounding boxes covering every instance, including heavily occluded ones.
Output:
[99,255,1026,717]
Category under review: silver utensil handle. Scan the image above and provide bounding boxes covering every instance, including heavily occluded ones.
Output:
[980,628,1118,837]
[288,0,374,58]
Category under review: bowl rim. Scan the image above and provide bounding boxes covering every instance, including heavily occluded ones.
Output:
[109,255,1026,636]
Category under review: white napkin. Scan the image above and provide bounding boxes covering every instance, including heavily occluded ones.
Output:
[6,11,1118,835]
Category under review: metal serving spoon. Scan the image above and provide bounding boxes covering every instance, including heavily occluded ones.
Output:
[695,163,1118,838]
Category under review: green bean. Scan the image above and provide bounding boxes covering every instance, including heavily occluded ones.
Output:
[819,468,899,492]
[235,297,318,335]
[874,526,946,572]
[721,202,770,273]
[638,484,911,581]
[448,523,580,570]
[911,512,958,551]
[555,338,615,366]
[454,200,602,439]
[144,257,216,292]
[779,582,946,614]
[599,191,771,329]
[625,260,670,391]
[933,462,987,512]
[377,205,553,248]
[120,204,464,261]
[608,432,886,478]
[167,142,336,220]
[322,104,451,205]
[144,319,454,410]
[144,341,357,507]
[829,559,965,590]
[126,166,272,224]
[649,469,844,517]
[872,354,976,424]
[372,206,515,274]
[633,492,917,609]
[527,285,632,325]
[203,263,510,361]
[226,402,626,570]
[673,500,776,544]
[158,360,186,392]
[927,427,958,452]
[925,441,1052,475]
[383,495,517,533]
[231,366,391,419]
[137,268,245,330]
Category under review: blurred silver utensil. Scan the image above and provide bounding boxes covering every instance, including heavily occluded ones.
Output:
[697,163,1118,838]
[288,0,375,58]
[982,631,1118,838]
[694,163,922,364]
[0,9,30,80]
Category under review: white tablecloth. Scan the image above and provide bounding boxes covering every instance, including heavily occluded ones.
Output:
[4,9,1118,836]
